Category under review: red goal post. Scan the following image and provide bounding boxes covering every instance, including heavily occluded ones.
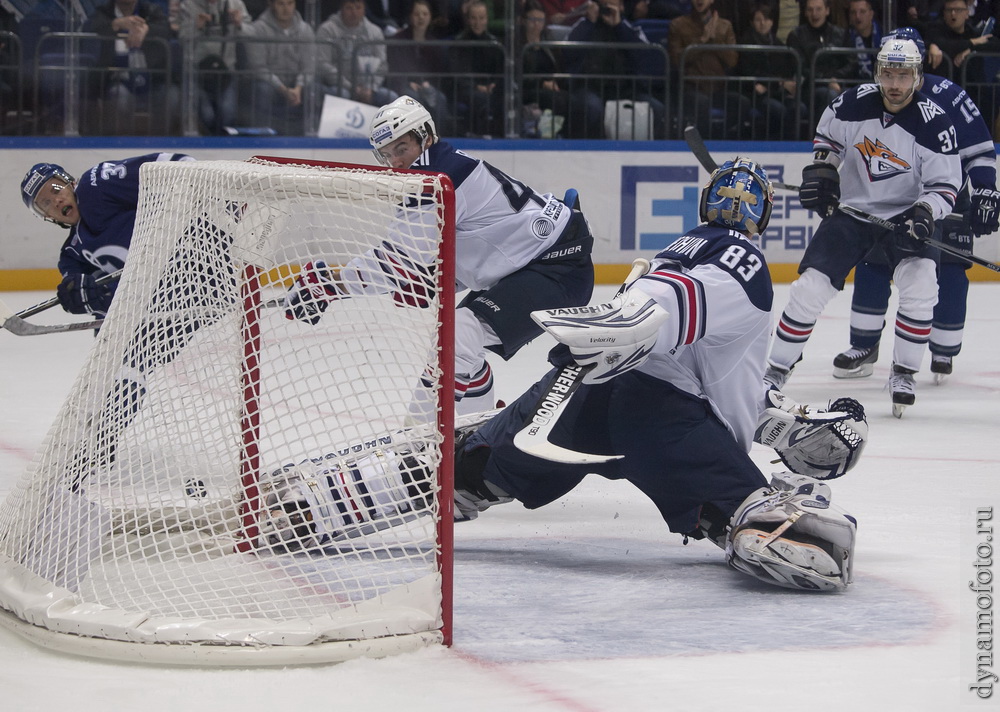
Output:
[0,156,457,665]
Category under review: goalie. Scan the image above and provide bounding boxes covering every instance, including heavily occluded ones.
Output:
[263,159,867,592]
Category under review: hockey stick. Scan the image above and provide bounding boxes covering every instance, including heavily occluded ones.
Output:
[512,258,651,464]
[682,126,1000,274]
[0,270,123,337]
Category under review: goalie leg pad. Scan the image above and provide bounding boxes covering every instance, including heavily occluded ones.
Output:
[754,389,868,479]
[260,449,433,550]
[726,472,856,591]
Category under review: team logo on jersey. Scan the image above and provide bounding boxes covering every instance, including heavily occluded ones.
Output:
[856,84,881,98]
[853,137,912,181]
[531,217,555,239]
[917,97,946,123]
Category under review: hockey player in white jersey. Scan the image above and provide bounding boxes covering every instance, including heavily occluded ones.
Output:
[766,38,963,417]
[283,96,594,417]
[832,27,1000,384]
[261,159,867,591]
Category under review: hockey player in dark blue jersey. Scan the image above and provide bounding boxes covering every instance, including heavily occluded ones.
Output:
[283,96,595,418]
[20,153,207,478]
[766,38,963,417]
[832,27,1000,385]
[21,153,196,318]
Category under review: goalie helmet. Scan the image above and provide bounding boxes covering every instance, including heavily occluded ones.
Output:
[699,157,774,235]
[875,38,923,107]
[369,96,438,166]
[21,162,75,225]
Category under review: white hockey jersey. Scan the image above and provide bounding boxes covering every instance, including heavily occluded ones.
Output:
[632,225,773,450]
[813,84,962,221]
[340,141,573,297]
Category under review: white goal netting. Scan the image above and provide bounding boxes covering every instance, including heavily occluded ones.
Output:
[0,158,456,665]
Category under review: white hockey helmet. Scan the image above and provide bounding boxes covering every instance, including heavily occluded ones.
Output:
[369,96,438,165]
[875,38,923,105]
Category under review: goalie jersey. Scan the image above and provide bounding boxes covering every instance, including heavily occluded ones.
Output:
[341,141,574,295]
[813,84,961,221]
[57,153,195,278]
[632,224,773,450]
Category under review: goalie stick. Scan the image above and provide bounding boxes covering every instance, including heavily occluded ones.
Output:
[682,126,1000,274]
[512,258,651,464]
[1,270,123,336]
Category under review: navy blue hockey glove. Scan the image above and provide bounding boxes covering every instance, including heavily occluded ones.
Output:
[283,261,340,325]
[971,187,1000,236]
[799,163,840,218]
[891,203,934,255]
[56,273,115,317]
[940,214,974,256]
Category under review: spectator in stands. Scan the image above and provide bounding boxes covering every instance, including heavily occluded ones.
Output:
[927,0,1000,67]
[541,0,591,25]
[565,0,668,138]
[785,0,850,123]
[177,0,249,135]
[318,0,398,107]
[387,0,454,133]
[739,2,805,139]
[448,0,505,136]
[85,0,180,135]
[669,0,754,139]
[519,0,604,137]
[365,0,411,34]
[843,0,882,80]
[244,0,317,135]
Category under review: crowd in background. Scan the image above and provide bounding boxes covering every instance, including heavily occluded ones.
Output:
[1,0,998,139]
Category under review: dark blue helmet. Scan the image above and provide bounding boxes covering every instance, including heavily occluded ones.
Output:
[21,162,75,224]
[882,27,926,61]
[699,157,773,235]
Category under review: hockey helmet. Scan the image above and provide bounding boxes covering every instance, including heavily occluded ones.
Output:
[875,38,923,106]
[21,162,76,225]
[369,96,438,166]
[881,27,926,61]
[699,157,773,235]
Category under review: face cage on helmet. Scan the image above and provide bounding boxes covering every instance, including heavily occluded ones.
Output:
[700,165,773,235]
[30,176,75,225]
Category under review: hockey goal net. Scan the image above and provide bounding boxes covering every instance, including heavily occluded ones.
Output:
[0,156,456,665]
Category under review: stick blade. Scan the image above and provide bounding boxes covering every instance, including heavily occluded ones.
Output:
[512,430,623,464]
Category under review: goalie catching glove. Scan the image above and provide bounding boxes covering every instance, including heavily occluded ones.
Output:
[726,472,856,591]
[283,261,342,325]
[754,388,868,479]
[531,287,669,385]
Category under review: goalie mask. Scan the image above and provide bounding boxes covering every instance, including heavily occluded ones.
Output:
[699,157,774,235]
[875,38,923,108]
[21,162,76,227]
[370,96,438,166]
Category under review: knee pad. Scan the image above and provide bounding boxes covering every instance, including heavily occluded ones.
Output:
[785,268,839,324]
[893,257,938,318]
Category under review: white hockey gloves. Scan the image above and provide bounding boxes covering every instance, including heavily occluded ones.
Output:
[754,389,868,479]
[259,449,433,551]
[727,472,857,591]
[530,287,669,385]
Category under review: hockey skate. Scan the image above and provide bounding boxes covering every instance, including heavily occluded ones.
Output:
[930,354,953,385]
[888,364,916,418]
[832,344,878,379]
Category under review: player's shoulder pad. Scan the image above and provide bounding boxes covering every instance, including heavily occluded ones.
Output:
[416,142,478,189]
[830,84,882,121]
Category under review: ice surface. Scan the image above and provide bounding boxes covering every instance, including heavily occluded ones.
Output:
[1,283,998,711]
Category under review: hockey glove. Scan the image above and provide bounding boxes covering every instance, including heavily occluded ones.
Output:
[531,288,669,385]
[283,261,340,325]
[971,186,1000,236]
[798,163,840,218]
[56,273,115,317]
[891,203,934,254]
